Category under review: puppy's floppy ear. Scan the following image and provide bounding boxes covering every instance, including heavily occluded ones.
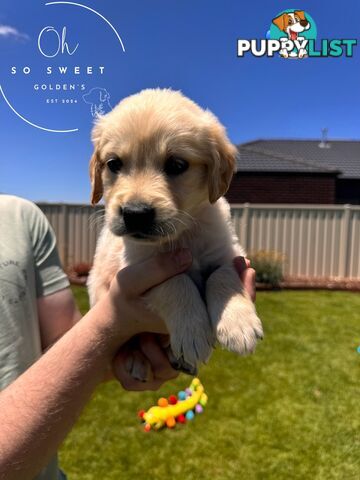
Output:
[272,13,287,32]
[294,10,306,21]
[99,89,109,103]
[89,119,105,205]
[207,125,237,204]
[89,150,103,205]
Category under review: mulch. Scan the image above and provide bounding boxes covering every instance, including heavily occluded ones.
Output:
[67,273,88,286]
[279,277,360,292]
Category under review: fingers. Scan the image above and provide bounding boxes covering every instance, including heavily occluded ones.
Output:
[115,249,192,297]
[112,334,178,392]
[156,334,171,349]
[233,256,256,302]
[112,346,164,391]
[139,333,178,381]
[242,268,256,302]
[233,256,250,272]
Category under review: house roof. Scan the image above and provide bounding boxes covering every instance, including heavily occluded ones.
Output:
[236,139,360,178]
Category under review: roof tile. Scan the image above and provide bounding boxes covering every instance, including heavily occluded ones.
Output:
[236,140,360,178]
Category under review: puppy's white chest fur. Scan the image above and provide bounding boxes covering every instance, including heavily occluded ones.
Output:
[176,198,245,294]
[88,198,245,304]
[105,198,245,298]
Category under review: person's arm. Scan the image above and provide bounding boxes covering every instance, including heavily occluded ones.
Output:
[0,250,192,480]
[37,287,82,350]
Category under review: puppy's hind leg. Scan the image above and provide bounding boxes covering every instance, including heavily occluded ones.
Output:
[206,264,263,355]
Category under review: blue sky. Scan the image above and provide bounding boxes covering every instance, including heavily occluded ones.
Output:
[0,0,359,202]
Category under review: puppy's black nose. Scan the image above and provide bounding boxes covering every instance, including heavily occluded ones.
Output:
[122,203,155,234]
[300,19,308,27]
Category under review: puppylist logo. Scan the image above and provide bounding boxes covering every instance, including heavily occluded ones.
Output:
[237,9,357,59]
[0,2,125,133]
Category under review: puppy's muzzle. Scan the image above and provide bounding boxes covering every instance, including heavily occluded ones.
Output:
[122,202,156,235]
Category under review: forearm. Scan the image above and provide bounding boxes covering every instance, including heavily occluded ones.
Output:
[0,297,126,480]
[0,250,193,480]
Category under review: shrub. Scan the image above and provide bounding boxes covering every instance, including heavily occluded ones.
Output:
[250,250,285,288]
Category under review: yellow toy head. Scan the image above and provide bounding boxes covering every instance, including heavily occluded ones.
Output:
[143,410,164,430]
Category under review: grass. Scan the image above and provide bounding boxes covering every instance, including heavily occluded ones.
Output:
[61,288,360,479]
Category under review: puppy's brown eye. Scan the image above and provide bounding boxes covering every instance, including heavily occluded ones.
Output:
[107,157,123,174]
[164,156,189,176]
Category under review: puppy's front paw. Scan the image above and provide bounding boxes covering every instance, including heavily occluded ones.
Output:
[214,293,263,355]
[145,273,215,374]
[169,312,214,373]
[165,346,198,376]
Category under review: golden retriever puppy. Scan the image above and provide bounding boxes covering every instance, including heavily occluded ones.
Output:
[87,89,263,378]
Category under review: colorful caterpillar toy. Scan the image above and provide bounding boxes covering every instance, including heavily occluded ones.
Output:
[138,378,208,431]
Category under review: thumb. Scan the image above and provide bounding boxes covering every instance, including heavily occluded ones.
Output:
[114,249,192,297]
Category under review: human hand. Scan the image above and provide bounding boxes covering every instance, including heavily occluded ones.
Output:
[102,248,192,341]
[233,256,256,302]
[96,249,191,389]
[113,333,178,391]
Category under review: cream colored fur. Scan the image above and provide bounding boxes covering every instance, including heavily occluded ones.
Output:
[87,89,263,378]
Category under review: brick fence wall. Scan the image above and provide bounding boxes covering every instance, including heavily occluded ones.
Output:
[226,173,336,204]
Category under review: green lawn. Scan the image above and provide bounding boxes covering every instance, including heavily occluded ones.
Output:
[61,288,360,480]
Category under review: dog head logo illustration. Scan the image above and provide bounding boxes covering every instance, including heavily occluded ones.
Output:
[272,11,310,41]
[83,87,112,118]
[269,9,317,58]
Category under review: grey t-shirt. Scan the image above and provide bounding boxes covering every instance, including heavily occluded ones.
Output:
[0,195,70,480]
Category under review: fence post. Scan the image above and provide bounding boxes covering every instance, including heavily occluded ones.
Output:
[339,204,351,278]
[60,204,69,268]
[240,202,250,252]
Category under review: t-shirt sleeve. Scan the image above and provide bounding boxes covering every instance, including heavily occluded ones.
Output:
[25,202,70,297]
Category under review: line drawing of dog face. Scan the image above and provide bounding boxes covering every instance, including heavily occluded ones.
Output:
[82,87,112,118]
[272,10,310,41]
[89,89,236,244]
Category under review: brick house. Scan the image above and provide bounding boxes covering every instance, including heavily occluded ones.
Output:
[226,140,360,204]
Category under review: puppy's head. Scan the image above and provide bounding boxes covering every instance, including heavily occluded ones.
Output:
[89,89,236,243]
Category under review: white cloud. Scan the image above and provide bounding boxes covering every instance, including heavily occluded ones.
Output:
[0,25,29,41]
